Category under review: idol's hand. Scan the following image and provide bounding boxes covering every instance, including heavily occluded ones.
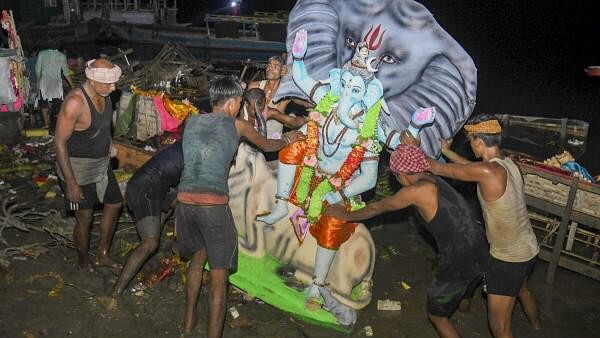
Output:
[292,29,308,59]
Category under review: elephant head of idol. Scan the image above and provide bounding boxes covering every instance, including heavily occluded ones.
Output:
[274,0,478,155]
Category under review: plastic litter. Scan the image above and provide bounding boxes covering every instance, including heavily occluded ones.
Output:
[377,299,402,311]
[363,325,373,336]
[229,306,240,319]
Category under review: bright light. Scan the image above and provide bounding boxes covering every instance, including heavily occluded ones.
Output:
[230,1,237,7]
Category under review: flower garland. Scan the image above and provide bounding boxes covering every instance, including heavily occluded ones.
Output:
[295,91,383,223]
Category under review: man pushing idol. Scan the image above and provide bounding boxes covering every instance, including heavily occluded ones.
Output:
[257,29,436,326]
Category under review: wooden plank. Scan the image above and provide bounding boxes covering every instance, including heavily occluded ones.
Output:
[538,248,600,281]
[113,142,153,171]
[546,177,579,284]
[525,195,600,229]
[518,162,600,195]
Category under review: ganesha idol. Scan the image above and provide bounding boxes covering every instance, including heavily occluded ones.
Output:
[255,29,435,326]
[229,0,478,328]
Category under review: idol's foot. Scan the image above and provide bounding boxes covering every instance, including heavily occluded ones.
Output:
[304,283,322,311]
[257,202,289,225]
[319,286,357,328]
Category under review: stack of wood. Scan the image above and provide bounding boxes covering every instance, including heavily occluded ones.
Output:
[119,42,213,98]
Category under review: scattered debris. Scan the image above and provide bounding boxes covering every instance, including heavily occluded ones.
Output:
[28,271,64,299]
[362,325,374,336]
[119,238,138,257]
[377,299,402,311]
[229,306,240,319]
[0,195,74,268]
[400,281,411,290]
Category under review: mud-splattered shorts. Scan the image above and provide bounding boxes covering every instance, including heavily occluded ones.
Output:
[427,275,481,317]
[175,203,238,270]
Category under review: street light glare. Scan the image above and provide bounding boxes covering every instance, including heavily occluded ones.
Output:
[231,1,238,8]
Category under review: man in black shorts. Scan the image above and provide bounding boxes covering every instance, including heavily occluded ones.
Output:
[429,115,541,337]
[111,140,183,296]
[55,58,122,271]
[327,144,488,338]
[177,76,305,337]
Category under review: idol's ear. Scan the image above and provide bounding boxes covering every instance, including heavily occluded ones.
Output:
[381,51,477,156]
[274,0,340,103]
[362,78,384,110]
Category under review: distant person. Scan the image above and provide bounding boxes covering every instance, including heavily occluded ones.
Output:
[177,76,305,337]
[26,50,39,126]
[247,55,306,138]
[428,114,542,338]
[327,144,488,338]
[54,58,122,272]
[36,48,72,131]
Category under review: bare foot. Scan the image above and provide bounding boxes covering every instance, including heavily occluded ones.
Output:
[530,317,542,330]
[77,256,96,273]
[94,255,123,270]
[183,315,198,334]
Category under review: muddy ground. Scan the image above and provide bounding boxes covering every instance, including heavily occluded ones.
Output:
[1,169,599,338]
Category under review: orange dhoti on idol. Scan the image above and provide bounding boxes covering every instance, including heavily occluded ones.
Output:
[279,136,357,250]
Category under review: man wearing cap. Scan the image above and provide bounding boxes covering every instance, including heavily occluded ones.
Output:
[327,143,488,338]
[428,114,541,337]
[55,58,123,271]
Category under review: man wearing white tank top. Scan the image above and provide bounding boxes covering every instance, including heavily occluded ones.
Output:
[247,55,306,139]
[429,114,541,338]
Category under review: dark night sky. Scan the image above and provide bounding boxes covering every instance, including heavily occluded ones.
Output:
[180,0,600,171]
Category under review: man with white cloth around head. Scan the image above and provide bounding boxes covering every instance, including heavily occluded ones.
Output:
[54,58,124,272]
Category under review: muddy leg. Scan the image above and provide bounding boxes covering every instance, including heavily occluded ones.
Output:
[95,202,123,269]
[73,209,94,271]
[518,279,541,330]
[207,268,229,338]
[41,107,49,128]
[428,313,461,338]
[112,237,159,296]
[183,249,208,334]
[487,293,517,338]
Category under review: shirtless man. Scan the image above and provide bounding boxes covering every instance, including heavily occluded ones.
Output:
[54,58,122,271]
[428,114,541,338]
[247,55,306,138]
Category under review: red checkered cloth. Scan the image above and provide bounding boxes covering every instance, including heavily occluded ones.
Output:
[389,144,430,174]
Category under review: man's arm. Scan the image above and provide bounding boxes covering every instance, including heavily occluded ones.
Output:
[326,185,420,221]
[428,159,493,183]
[267,104,306,128]
[54,94,85,202]
[61,54,73,88]
[235,119,305,152]
[440,139,471,164]
[35,52,42,81]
